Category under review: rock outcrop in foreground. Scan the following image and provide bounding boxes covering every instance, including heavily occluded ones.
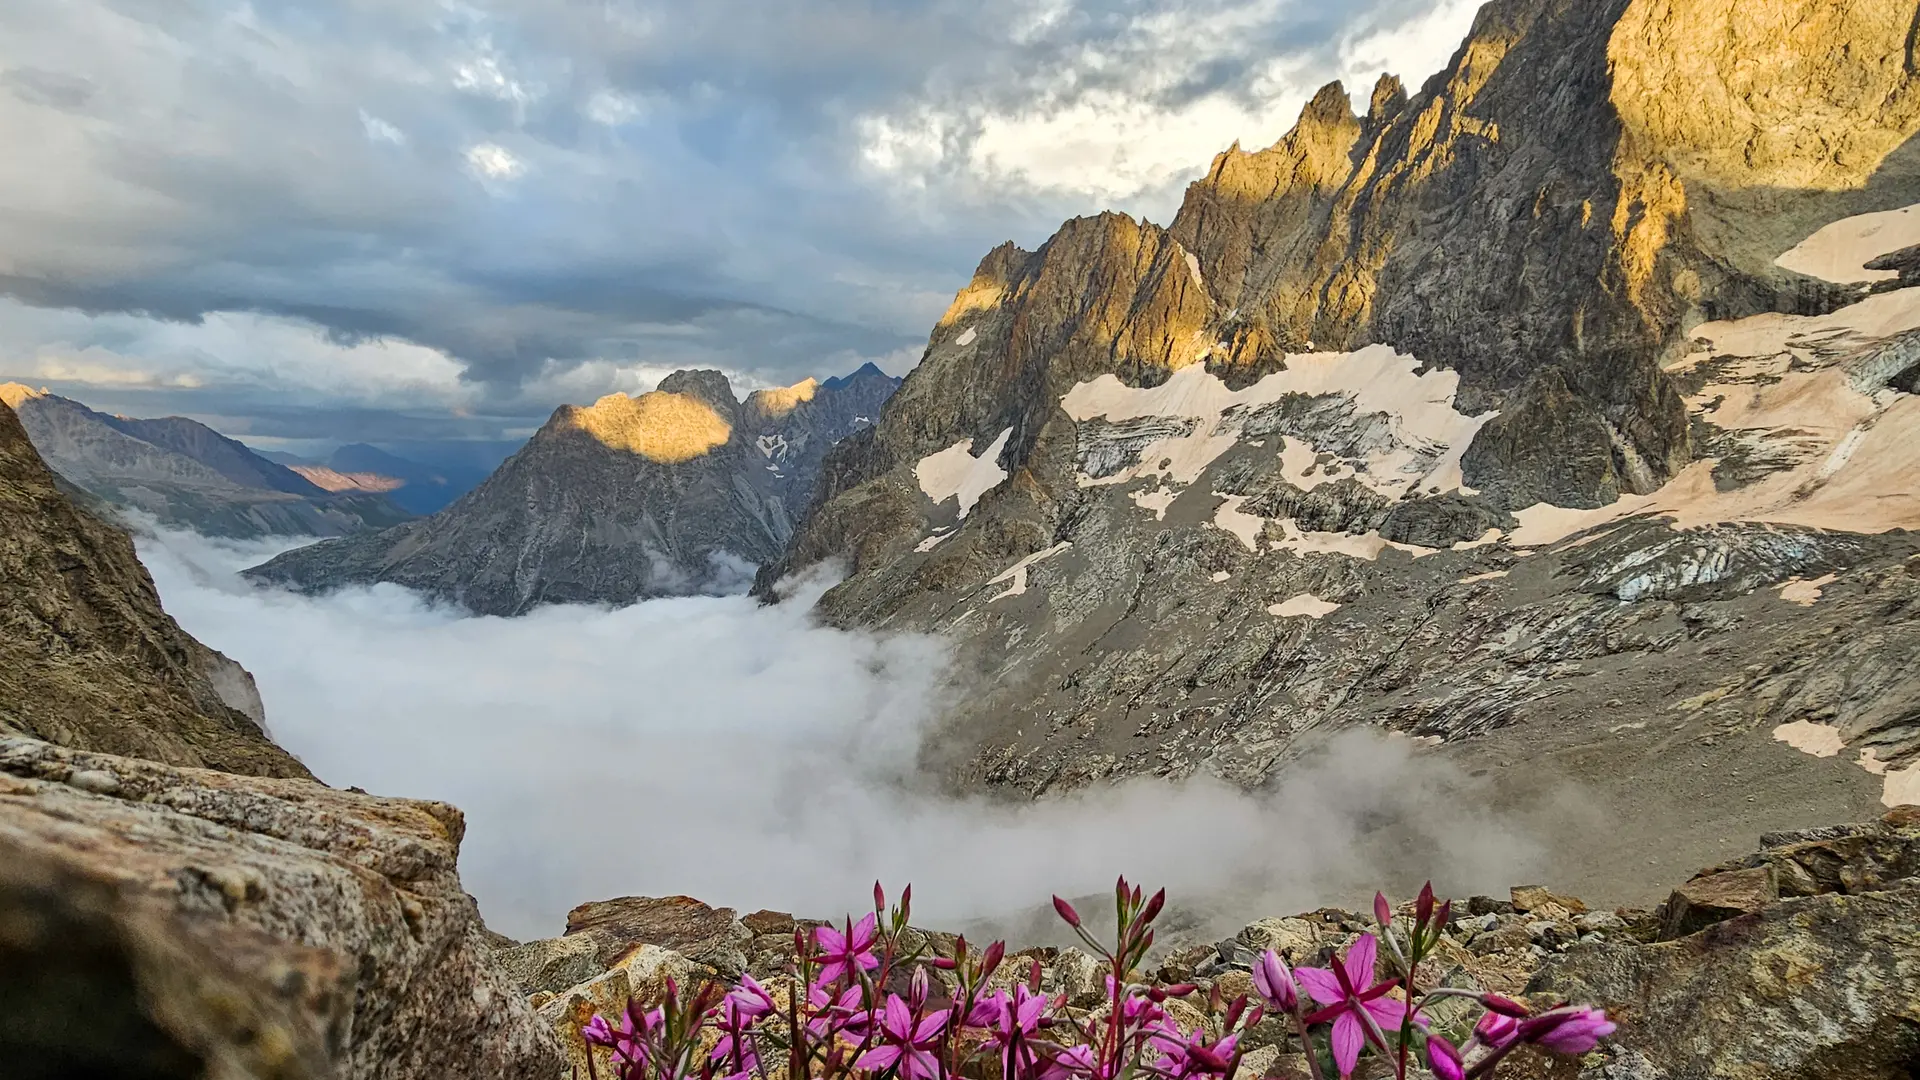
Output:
[0,736,563,1080]
[0,398,309,778]
[506,810,1920,1080]
[247,364,898,615]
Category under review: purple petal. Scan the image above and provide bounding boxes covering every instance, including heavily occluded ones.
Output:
[884,995,914,1039]
[857,1046,902,1071]
[1330,1013,1364,1078]
[852,912,880,950]
[1294,966,1345,1006]
[913,1009,951,1043]
[816,925,846,952]
[1341,934,1378,989]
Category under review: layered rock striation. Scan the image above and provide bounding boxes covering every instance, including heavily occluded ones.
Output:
[246,364,897,615]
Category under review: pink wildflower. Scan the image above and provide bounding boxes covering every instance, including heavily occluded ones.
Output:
[986,984,1054,1076]
[1523,1006,1616,1054]
[1251,949,1297,1011]
[729,974,776,1020]
[1149,1026,1241,1080]
[806,980,869,1041]
[1474,1010,1519,1050]
[1426,1035,1465,1080]
[1296,935,1426,1078]
[815,912,881,984]
[856,994,951,1080]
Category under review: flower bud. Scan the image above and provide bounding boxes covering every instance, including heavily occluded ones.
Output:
[1140,888,1166,926]
[875,881,886,913]
[1373,892,1393,926]
[1481,993,1531,1018]
[1416,882,1435,928]
[1052,895,1082,928]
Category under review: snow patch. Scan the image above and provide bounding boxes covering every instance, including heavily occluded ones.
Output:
[1773,720,1846,758]
[1775,203,1920,284]
[916,428,1013,518]
[915,530,954,553]
[1061,347,1495,500]
[987,542,1071,601]
[1777,574,1837,606]
[1458,570,1509,584]
[1213,495,1264,551]
[1131,486,1177,519]
[1268,594,1341,620]
[1507,284,1920,547]
[1210,571,1231,583]
[956,327,977,347]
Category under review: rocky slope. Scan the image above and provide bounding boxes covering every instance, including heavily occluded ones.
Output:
[0,736,563,1080]
[2,384,414,538]
[763,0,1920,871]
[245,364,897,615]
[0,397,309,778]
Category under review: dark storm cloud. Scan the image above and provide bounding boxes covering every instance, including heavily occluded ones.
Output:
[0,0,1478,423]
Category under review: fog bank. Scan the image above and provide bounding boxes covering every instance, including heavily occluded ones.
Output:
[139,527,1554,942]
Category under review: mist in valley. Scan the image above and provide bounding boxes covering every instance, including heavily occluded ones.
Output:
[139,526,1560,944]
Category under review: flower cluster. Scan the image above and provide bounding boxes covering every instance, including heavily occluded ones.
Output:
[581,880,1614,1080]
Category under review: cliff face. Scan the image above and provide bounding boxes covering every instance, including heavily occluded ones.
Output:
[245,364,898,615]
[2,384,414,539]
[0,399,309,779]
[764,0,1920,832]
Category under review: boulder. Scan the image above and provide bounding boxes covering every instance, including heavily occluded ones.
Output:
[535,944,715,1078]
[1659,866,1777,941]
[563,894,752,978]
[496,934,605,996]
[0,735,564,1080]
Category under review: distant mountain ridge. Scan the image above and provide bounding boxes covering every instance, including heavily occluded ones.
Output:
[262,442,493,515]
[0,383,414,538]
[244,363,900,614]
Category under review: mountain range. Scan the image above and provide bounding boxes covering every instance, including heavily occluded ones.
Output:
[0,383,414,538]
[260,442,494,515]
[244,363,899,614]
[739,0,1920,893]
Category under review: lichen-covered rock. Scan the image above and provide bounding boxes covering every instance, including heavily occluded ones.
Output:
[1523,810,1920,1079]
[496,934,606,996]
[0,736,564,1080]
[535,944,716,1078]
[562,893,752,978]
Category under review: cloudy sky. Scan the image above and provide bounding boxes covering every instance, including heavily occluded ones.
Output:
[0,0,1479,452]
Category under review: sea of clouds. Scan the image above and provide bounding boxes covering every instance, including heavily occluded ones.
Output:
[138,526,1557,943]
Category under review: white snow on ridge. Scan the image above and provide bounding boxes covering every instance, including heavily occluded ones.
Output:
[1268,594,1341,619]
[1061,346,1496,498]
[987,542,1072,601]
[1508,282,1920,548]
[1775,203,1920,284]
[916,428,1013,518]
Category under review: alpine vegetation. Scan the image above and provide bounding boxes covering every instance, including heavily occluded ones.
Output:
[582,880,1612,1080]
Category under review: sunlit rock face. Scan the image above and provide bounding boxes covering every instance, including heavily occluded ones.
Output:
[246,364,898,615]
[761,0,1920,887]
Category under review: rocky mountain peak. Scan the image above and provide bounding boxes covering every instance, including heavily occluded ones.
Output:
[744,377,820,425]
[0,382,46,409]
[557,387,736,465]
[249,362,898,614]
[655,369,742,420]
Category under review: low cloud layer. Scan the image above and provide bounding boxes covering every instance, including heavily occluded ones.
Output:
[1,1,1483,444]
[140,525,1552,942]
